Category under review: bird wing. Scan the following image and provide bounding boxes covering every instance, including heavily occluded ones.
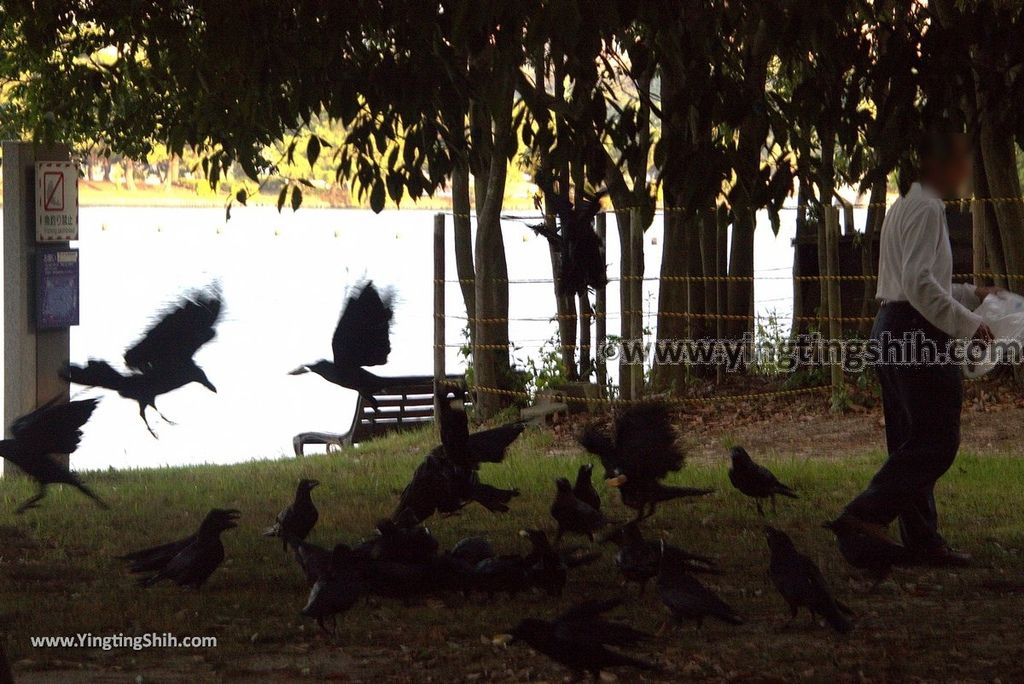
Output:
[466,421,526,464]
[10,397,99,455]
[124,289,222,371]
[613,402,684,481]
[578,423,617,473]
[119,536,194,573]
[331,281,393,369]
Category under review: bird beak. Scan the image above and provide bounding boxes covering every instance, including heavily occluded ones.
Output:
[605,474,628,488]
[309,480,321,488]
[518,529,529,538]
[288,366,309,376]
[491,633,514,647]
[202,378,218,393]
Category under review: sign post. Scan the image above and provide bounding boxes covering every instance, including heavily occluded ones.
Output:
[2,142,77,476]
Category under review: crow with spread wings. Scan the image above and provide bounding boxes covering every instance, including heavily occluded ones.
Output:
[61,288,222,437]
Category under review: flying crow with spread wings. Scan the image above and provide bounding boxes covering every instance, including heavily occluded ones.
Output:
[0,398,106,513]
[580,402,713,521]
[62,288,222,437]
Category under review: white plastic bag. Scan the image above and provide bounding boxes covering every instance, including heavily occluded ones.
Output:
[963,291,1024,379]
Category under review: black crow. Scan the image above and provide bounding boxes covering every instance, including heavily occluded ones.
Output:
[581,402,712,521]
[507,599,657,679]
[522,529,568,597]
[263,478,320,551]
[449,536,495,567]
[658,552,742,629]
[573,463,601,512]
[286,538,334,585]
[394,448,519,524]
[532,174,608,298]
[62,288,222,437]
[765,526,853,633]
[301,545,363,634]
[824,515,908,588]
[119,508,239,574]
[0,398,106,513]
[551,477,607,543]
[130,508,239,589]
[473,555,531,599]
[728,446,798,515]
[356,516,439,565]
[436,390,526,470]
[601,521,718,595]
[290,280,412,409]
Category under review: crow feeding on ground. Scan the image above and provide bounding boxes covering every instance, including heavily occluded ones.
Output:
[728,446,798,515]
[290,280,408,410]
[125,508,239,589]
[824,516,909,589]
[581,402,713,521]
[0,398,106,513]
[62,288,222,437]
[658,551,742,629]
[551,477,607,543]
[263,478,320,551]
[532,174,609,299]
[573,463,602,512]
[301,544,363,634]
[765,526,853,633]
[507,599,657,680]
[473,554,532,599]
[601,521,718,595]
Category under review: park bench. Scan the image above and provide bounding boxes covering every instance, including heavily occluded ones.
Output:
[292,375,466,456]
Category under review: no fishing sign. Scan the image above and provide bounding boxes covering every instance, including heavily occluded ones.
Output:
[35,160,79,242]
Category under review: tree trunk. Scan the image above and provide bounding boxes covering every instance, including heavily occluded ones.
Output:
[976,120,1024,292]
[859,178,886,333]
[124,159,136,191]
[165,154,179,192]
[451,160,477,348]
[653,199,689,392]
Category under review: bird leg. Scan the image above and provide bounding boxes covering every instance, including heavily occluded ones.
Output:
[155,408,178,426]
[15,486,47,514]
[139,404,159,439]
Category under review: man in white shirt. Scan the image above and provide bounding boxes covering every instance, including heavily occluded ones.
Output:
[834,124,995,567]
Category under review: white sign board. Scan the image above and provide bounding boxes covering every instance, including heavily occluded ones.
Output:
[35,161,79,242]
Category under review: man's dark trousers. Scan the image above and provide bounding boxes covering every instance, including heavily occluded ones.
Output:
[845,301,963,551]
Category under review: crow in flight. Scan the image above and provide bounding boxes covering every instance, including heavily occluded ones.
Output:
[573,463,602,512]
[581,402,713,521]
[551,477,607,543]
[658,549,742,630]
[532,173,608,299]
[62,288,222,437]
[823,515,909,589]
[728,446,798,515]
[507,599,657,680]
[0,398,106,513]
[765,526,853,633]
[122,508,239,589]
[263,478,320,551]
[290,280,411,409]
[601,520,718,595]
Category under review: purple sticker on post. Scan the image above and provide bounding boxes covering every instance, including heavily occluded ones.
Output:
[36,248,80,329]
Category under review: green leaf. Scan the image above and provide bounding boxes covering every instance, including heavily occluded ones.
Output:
[277,186,288,212]
[291,186,303,212]
[306,136,321,167]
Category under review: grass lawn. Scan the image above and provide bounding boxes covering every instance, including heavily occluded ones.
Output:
[1,423,1022,683]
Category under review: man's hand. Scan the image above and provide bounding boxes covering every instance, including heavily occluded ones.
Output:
[973,322,994,344]
[975,286,1005,301]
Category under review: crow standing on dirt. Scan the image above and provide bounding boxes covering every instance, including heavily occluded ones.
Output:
[573,463,602,512]
[823,516,908,588]
[728,446,798,515]
[765,526,853,633]
[0,398,107,513]
[601,521,718,595]
[507,599,657,679]
[532,174,608,298]
[581,402,713,521]
[290,281,410,410]
[62,288,222,437]
[263,478,320,551]
[122,508,239,589]
[658,553,742,629]
[551,477,607,543]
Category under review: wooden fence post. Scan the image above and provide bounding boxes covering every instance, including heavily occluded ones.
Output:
[716,208,727,385]
[824,206,844,412]
[433,213,445,412]
[629,208,644,401]
[595,213,607,393]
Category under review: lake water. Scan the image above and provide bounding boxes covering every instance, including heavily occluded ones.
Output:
[1,205,818,470]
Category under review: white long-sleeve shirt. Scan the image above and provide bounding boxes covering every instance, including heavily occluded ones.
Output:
[874,182,982,339]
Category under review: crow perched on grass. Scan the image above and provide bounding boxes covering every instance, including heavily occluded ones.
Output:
[532,174,609,298]
[728,446,798,515]
[581,402,713,520]
[263,478,320,551]
[658,553,742,629]
[824,515,908,588]
[601,521,718,595]
[573,463,602,512]
[551,477,607,543]
[62,288,222,437]
[290,280,413,409]
[124,508,239,589]
[507,599,657,679]
[765,526,853,633]
[0,398,106,513]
